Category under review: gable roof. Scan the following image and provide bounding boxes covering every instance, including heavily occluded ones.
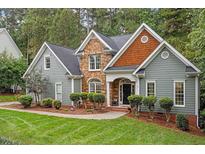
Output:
[75,30,113,54]
[103,23,164,72]
[47,43,81,75]
[133,41,201,74]
[0,28,22,58]
[23,42,81,78]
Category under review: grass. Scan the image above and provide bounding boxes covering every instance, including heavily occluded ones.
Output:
[0,95,17,102]
[0,109,205,145]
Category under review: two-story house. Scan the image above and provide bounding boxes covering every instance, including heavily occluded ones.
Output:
[23,23,200,126]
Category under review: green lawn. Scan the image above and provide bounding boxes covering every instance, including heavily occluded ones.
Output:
[0,95,17,102]
[0,109,205,145]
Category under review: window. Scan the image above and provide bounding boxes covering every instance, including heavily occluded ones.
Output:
[89,55,101,70]
[174,81,185,107]
[55,82,62,102]
[89,79,101,93]
[44,55,50,70]
[146,81,156,96]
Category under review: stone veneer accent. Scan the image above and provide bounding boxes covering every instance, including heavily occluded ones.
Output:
[79,36,113,95]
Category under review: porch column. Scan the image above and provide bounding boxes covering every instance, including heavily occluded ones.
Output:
[135,78,140,95]
[71,78,74,106]
[106,81,111,107]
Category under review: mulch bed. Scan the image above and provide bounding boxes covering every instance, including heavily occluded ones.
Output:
[127,113,205,137]
[2,104,109,115]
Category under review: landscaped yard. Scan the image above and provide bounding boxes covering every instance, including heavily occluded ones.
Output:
[0,109,205,145]
[0,95,17,102]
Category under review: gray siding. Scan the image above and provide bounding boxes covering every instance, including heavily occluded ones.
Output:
[31,48,80,104]
[74,79,81,92]
[140,47,196,115]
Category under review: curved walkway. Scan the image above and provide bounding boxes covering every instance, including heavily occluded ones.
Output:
[0,102,126,120]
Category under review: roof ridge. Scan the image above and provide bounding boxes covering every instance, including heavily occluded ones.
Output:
[46,42,75,51]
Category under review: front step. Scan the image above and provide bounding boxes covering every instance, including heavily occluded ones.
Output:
[107,106,130,113]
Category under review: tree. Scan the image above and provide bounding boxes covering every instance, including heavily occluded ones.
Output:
[49,9,85,49]
[188,9,205,110]
[159,97,174,122]
[128,95,143,117]
[25,70,49,105]
[0,52,27,93]
[142,96,157,120]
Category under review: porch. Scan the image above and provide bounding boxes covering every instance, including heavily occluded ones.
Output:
[106,74,140,107]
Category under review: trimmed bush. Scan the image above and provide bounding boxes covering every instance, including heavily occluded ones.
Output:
[88,92,95,103]
[18,95,33,108]
[159,97,173,122]
[70,93,81,108]
[142,96,157,119]
[176,114,189,131]
[53,100,62,110]
[93,93,105,109]
[41,98,53,108]
[80,92,88,109]
[127,95,143,117]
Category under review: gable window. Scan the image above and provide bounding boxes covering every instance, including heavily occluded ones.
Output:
[146,81,156,96]
[89,55,100,70]
[174,81,185,107]
[44,55,50,70]
[89,78,101,93]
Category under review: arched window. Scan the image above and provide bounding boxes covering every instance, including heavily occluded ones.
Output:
[88,78,102,93]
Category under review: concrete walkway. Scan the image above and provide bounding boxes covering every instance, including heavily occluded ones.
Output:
[0,101,20,106]
[0,102,126,120]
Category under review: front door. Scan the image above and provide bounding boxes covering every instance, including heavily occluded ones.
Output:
[123,84,131,105]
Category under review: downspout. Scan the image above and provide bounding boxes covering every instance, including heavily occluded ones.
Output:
[195,76,200,128]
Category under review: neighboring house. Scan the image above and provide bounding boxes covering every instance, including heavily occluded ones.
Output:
[0,28,22,58]
[0,28,23,93]
[23,23,200,126]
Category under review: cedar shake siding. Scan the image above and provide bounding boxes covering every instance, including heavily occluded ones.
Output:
[113,29,160,67]
[79,36,113,94]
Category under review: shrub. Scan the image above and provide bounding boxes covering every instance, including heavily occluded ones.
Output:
[80,92,88,109]
[87,92,95,103]
[53,100,62,110]
[142,96,157,119]
[159,97,173,122]
[93,93,105,109]
[41,98,53,108]
[0,137,18,145]
[70,93,81,108]
[200,109,205,118]
[176,114,189,131]
[127,95,143,117]
[18,95,33,108]
[80,92,88,101]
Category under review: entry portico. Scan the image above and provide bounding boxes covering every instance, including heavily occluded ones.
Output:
[106,72,140,106]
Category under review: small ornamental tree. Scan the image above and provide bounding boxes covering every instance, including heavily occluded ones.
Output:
[93,93,105,109]
[127,95,143,117]
[159,97,174,122]
[70,93,81,108]
[80,92,88,108]
[142,96,157,120]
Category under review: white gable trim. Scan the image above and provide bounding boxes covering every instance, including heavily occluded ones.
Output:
[75,29,112,54]
[0,28,22,57]
[103,23,163,72]
[23,42,72,78]
[133,41,201,75]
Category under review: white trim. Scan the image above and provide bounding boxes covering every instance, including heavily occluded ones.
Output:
[55,82,62,102]
[75,29,112,54]
[23,42,72,78]
[106,82,110,107]
[173,80,185,107]
[0,28,23,57]
[71,78,74,106]
[145,80,156,96]
[135,78,140,95]
[133,41,201,75]
[195,76,199,128]
[88,54,101,71]
[44,54,50,70]
[103,23,163,72]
